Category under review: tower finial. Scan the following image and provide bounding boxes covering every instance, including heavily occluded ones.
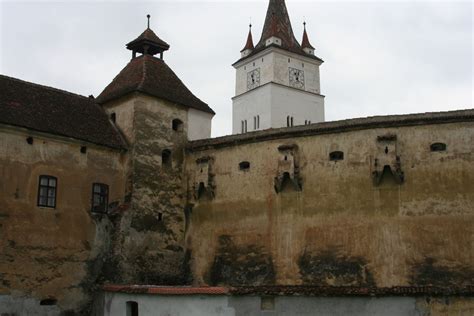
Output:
[147,14,151,29]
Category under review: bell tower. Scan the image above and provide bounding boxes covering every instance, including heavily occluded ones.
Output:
[232,0,325,134]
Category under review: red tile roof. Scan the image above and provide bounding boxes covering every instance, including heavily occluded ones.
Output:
[103,285,228,295]
[103,285,474,296]
[0,74,127,149]
[301,23,315,50]
[96,55,214,114]
[240,26,255,52]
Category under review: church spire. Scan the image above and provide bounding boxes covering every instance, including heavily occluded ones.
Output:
[240,24,255,57]
[301,21,315,55]
[256,0,300,52]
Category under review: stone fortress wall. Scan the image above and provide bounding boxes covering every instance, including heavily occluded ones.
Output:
[185,110,474,288]
[0,126,127,314]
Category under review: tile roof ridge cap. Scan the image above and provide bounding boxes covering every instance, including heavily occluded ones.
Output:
[0,73,92,101]
[137,55,148,91]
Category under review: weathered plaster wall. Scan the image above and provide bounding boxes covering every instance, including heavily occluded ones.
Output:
[101,292,474,316]
[234,49,321,96]
[103,293,234,316]
[107,94,190,286]
[0,127,127,314]
[188,108,213,141]
[185,121,474,288]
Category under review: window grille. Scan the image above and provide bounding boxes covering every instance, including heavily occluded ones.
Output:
[92,183,109,213]
[37,176,57,208]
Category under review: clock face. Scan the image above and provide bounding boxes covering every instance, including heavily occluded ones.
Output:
[247,68,261,90]
[289,67,305,89]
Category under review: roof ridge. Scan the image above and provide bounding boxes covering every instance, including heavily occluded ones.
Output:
[137,55,148,91]
[0,74,91,101]
[187,108,474,149]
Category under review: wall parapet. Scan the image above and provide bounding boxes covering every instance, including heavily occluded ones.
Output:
[187,109,474,152]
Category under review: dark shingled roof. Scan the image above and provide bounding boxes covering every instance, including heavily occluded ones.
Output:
[126,28,170,55]
[0,74,127,150]
[188,109,474,151]
[96,55,215,114]
[234,0,323,65]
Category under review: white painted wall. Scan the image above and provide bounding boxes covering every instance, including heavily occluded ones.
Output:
[233,82,324,133]
[187,108,213,140]
[232,47,324,134]
[235,52,274,96]
[101,292,465,316]
[103,293,235,316]
[269,83,325,127]
[272,51,321,94]
[232,84,272,134]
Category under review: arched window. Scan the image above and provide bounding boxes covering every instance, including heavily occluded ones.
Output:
[290,117,294,127]
[329,151,344,161]
[126,301,139,316]
[241,121,244,133]
[287,116,290,127]
[257,115,260,129]
[244,120,248,132]
[172,119,183,132]
[110,112,116,123]
[162,149,171,168]
[430,142,447,152]
[254,116,257,130]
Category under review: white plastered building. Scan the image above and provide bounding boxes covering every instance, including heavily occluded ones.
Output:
[232,0,325,134]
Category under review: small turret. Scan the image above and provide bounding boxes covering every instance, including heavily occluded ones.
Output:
[126,15,170,60]
[240,24,255,58]
[301,22,315,55]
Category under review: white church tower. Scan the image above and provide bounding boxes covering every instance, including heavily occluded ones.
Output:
[232,0,325,134]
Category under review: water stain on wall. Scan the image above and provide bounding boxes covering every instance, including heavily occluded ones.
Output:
[410,257,474,287]
[209,235,275,286]
[298,248,375,286]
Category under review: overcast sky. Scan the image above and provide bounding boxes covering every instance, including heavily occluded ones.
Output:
[1,0,472,137]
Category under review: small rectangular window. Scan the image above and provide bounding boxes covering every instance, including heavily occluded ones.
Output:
[38,176,57,208]
[91,183,109,213]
